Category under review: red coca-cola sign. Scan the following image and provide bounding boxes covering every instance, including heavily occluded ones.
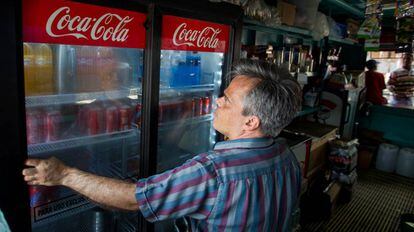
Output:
[161,15,230,53]
[23,0,146,49]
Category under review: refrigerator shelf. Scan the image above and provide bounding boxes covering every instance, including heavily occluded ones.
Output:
[25,88,142,107]
[160,84,215,98]
[28,128,140,155]
[159,114,213,130]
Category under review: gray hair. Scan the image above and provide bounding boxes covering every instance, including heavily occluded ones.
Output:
[228,59,302,137]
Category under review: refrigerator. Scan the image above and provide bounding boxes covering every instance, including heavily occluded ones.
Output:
[155,14,230,231]
[22,0,147,231]
[0,0,242,231]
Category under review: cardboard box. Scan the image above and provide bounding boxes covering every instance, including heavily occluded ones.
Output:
[285,121,337,178]
[278,1,296,26]
[325,180,342,212]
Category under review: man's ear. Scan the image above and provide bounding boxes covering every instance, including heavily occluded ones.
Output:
[243,115,261,131]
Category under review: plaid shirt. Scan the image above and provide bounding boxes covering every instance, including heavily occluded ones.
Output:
[136,137,301,231]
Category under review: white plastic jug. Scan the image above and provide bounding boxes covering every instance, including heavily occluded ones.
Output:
[396,148,414,178]
[376,143,399,173]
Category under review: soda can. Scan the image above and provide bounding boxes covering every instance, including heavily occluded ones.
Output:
[194,97,203,116]
[87,107,99,135]
[26,110,44,144]
[202,96,211,115]
[97,106,106,133]
[119,105,131,130]
[44,110,61,142]
[105,106,118,133]
[191,98,196,117]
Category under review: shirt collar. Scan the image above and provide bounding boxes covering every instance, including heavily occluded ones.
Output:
[213,137,278,151]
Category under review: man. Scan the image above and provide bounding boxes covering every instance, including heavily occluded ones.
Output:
[23,60,302,231]
[388,52,414,98]
[364,59,387,105]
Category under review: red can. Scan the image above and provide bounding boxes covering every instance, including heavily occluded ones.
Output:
[193,97,203,117]
[105,106,119,133]
[119,105,131,130]
[191,98,196,117]
[87,107,99,135]
[44,110,61,142]
[202,96,211,115]
[77,105,89,135]
[26,110,44,144]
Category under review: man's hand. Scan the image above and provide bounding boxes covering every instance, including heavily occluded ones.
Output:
[22,157,70,186]
[22,157,139,211]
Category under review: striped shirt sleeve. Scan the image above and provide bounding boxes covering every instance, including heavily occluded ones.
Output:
[135,154,218,222]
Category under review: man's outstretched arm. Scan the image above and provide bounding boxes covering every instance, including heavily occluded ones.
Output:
[22,157,139,211]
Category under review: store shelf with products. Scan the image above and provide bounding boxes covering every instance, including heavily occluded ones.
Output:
[26,88,141,107]
[28,127,140,155]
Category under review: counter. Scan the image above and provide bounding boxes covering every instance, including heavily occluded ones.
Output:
[360,95,414,147]
[384,95,414,110]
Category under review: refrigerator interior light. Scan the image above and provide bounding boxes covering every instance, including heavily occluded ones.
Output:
[76,99,96,105]
[128,88,139,100]
[128,95,138,100]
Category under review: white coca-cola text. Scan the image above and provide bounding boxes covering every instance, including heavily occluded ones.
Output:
[46,6,133,42]
[172,23,221,49]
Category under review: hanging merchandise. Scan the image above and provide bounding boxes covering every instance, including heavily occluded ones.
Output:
[358,0,382,51]
[396,1,414,52]
[243,0,271,22]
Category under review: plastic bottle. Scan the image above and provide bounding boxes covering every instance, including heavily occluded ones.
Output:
[187,52,201,86]
[170,51,186,87]
[34,43,55,95]
[23,43,36,96]
[97,47,117,91]
[77,46,95,92]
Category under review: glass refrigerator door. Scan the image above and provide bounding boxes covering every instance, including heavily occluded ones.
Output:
[22,0,146,231]
[155,15,230,231]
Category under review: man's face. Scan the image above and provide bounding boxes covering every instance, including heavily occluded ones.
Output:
[213,76,259,139]
[402,53,413,70]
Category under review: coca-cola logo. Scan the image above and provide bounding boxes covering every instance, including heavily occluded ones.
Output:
[172,23,222,49]
[46,6,133,42]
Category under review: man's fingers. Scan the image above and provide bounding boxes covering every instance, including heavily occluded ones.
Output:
[27,181,39,186]
[24,175,36,182]
[25,158,41,167]
[22,168,38,176]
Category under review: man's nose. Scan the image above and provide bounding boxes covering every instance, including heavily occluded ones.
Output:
[216,97,222,107]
